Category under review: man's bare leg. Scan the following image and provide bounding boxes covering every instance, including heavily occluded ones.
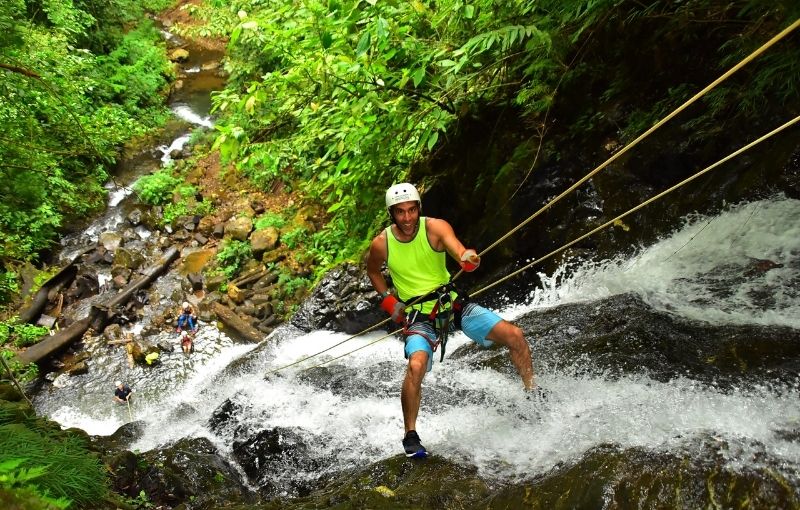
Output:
[401,351,428,432]
[487,320,535,390]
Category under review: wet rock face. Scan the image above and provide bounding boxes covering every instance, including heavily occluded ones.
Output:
[297,361,399,399]
[105,437,256,509]
[244,454,491,509]
[232,427,326,498]
[292,262,385,334]
[208,396,332,499]
[477,292,800,388]
[483,441,796,510]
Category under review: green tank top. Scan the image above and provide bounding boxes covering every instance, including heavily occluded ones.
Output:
[386,217,451,314]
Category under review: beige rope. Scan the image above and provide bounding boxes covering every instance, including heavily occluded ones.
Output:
[449,17,800,282]
[472,113,800,298]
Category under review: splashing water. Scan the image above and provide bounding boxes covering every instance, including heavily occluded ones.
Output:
[35,196,800,487]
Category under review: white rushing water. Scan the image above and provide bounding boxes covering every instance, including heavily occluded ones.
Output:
[38,195,800,484]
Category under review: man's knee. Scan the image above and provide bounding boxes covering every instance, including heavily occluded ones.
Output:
[407,352,428,378]
[489,320,525,347]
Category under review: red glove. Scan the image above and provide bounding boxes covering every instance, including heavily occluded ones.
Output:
[380,294,406,323]
[459,249,480,272]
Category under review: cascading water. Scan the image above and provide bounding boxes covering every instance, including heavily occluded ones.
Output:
[33,195,800,496]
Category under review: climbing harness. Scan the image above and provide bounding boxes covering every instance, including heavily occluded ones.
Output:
[401,282,470,362]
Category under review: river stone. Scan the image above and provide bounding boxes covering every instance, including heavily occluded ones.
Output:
[292,262,385,334]
[261,453,489,509]
[169,48,189,62]
[99,231,123,251]
[197,216,215,236]
[206,275,226,292]
[112,274,128,288]
[36,314,56,329]
[114,247,145,271]
[481,441,797,509]
[64,360,88,376]
[500,292,800,388]
[107,437,256,509]
[127,208,143,226]
[231,426,326,498]
[224,216,252,241]
[250,227,279,257]
[187,272,204,291]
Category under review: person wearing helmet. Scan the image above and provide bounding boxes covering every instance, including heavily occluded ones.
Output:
[113,381,134,404]
[176,301,198,333]
[180,329,194,354]
[366,182,536,458]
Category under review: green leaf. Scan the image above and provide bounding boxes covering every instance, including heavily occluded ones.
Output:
[230,26,242,45]
[426,131,439,151]
[320,31,333,49]
[356,32,371,55]
[411,67,426,87]
[327,201,344,213]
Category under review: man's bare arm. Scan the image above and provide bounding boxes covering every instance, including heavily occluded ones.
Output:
[366,233,390,294]
[426,218,467,261]
[427,218,481,271]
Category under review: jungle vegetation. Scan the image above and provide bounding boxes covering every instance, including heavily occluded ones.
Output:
[0,0,174,305]
[180,0,799,276]
[2,0,798,302]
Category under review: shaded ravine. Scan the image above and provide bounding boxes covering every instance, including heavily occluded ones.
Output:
[29,28,244,433]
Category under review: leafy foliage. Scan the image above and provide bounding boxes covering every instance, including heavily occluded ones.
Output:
[0,272,18,308]
[254,212,287,230]
[0,408,109,507]
[0,0,173,271]
[0,318,49,349]
[203,0,799,278]
[216,240,253,278]
[0,350,39,384]
[136,167,184,205]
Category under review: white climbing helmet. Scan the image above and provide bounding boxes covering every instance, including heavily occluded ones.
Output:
[385,183,421,213]
[182,301,190,310]
[115,380,122,387]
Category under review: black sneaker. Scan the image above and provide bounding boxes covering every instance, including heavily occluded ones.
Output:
[402,430,427,458]
[525,386,549,402]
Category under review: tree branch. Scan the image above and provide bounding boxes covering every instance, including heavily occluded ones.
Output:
[0,63,41,79]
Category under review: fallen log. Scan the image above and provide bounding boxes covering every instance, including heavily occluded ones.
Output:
[230,266,268,288]
[16,247,180,365]
[17,317,92,365]
[18,263,78,324]
[212,302,263,343]
[90,247,180,331]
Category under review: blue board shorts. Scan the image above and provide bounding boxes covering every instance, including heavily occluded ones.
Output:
[404,302,501,372]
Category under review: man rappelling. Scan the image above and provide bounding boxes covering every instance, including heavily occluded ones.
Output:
[366,183,537,458]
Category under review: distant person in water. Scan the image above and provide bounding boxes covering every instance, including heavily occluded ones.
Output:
[113,381,134,404]
[176,301,198,333]
[180,329,194,354]
[366,182,536,459]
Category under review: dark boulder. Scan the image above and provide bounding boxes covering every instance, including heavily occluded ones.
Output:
[462,292,800,388]
[292,262,385,334]
[106,437,256,509]
[231,426,328,498]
